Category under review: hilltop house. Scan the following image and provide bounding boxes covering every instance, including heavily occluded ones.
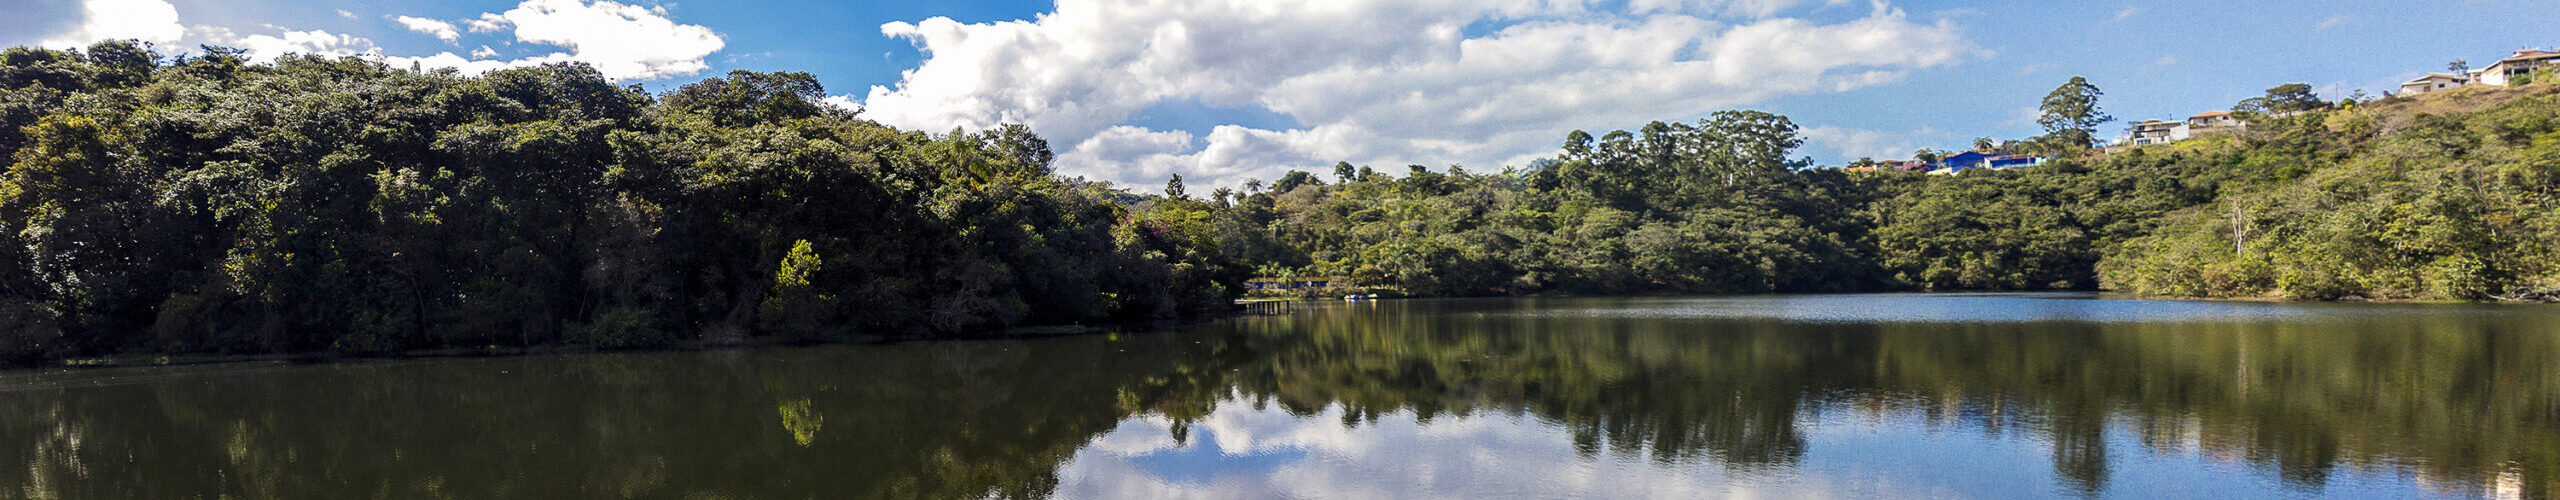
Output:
[2125,119,2183,146]
[2400,73,2471,95]
[2185,111,2245,136]
[1929,151,2046,174]
[2116,111,2248,148]
[2476,49,2560,86]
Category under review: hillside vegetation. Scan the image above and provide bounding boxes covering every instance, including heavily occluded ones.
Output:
[0,42,1240,364]
[1215,81,2560,302]
[2103,84,2560,300]
[6,40,2557,364]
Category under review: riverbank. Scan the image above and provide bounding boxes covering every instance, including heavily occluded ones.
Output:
[20,322,1167,371]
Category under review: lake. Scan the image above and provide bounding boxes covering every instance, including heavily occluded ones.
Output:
[3,293,2554,499]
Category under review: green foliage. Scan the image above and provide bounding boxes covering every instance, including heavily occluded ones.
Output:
[1210,110,1886,296]
[2038,76,2112,148]
[2106,93,2560,300]
[2,42,2551,363]
[0,46,1234,364]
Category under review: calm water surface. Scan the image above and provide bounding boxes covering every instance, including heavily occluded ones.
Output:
[4,293,2556,499]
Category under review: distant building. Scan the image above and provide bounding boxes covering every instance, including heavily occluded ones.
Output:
[2476,49,2560,86]
[2126,119,2184,146]
[2399,73,2470,95]
[2185,111,2245,136]
[1245,276,1347,291]
[1932,151,2046,173]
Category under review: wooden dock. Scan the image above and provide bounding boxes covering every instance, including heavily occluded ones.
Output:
[1233,299,1298,315]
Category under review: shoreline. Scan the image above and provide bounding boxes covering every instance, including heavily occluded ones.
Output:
[15,316,1216,373]
[19,289,2552,373]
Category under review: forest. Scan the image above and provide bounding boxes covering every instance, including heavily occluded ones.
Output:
[6,40,2560,363]
[0,41,1242,364]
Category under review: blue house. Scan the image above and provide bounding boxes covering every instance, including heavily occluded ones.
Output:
[1933,152,2047,173]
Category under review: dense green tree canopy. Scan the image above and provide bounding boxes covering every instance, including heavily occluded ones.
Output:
[4,41,2556,364]
[2038,76,2112,148]
[0,44,1240,364]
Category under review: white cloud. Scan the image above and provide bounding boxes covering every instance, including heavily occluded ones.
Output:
[337,9,357,19]
[494,0,725,80]
[393,16,462,43]
[818,95,864,112]
[859,0,1979,191]
[466,13,511,33]
[168,0,722,81]
[1803,125,1951,162]
[41,0,185,48]
[2106,6,2137,23]
[2315,15,2351,31]
[230,28,380,62]
[1627,0,1851,18]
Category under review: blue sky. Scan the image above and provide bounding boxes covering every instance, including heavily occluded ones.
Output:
[7,0,2555,190]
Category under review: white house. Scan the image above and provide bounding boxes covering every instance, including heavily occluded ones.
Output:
[2476,49,2560,86]
[2125,119,2184,146]
[2185,111,2244,135]
[2399,73,2470,95]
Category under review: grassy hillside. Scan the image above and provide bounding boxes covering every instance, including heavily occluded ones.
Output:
[2100,83,2560,300]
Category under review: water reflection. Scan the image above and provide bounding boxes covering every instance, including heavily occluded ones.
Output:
[1,294,2554,498]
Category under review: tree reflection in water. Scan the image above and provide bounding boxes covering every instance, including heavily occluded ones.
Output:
[0,294,2553,498]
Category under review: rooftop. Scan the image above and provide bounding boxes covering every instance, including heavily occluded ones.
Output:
[2404,73,2470,85]
[2499,49,2560,63]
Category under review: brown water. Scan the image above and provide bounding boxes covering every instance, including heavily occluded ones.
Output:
[3,293,2555,499]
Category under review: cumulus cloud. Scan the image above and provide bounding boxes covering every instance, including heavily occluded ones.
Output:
[495,0,725,79]
[1627,0,1852,19]
[466,13,511,33]
[393,15,461,43]
[1803,125,1960,163]
[41,0,185,48]
[858,0,1978,191]
[229,28,381,62]
[151,0,721,81]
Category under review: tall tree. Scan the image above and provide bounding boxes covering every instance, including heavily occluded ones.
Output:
[1165,174,1188,200]
[2260,83,2326,113]
[2038,76,2112,149]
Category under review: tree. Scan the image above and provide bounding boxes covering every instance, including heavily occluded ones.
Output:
[1335,162,1356,183]
[1271,171,1321,193]
[1974,137,1998,152]
[1564,130,1594,157]
[661,70,829,126]
[2038,76,2112,149]
[1165,174,1188,200]
[2259,83,2326,113]
[2450,60,2469,74]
